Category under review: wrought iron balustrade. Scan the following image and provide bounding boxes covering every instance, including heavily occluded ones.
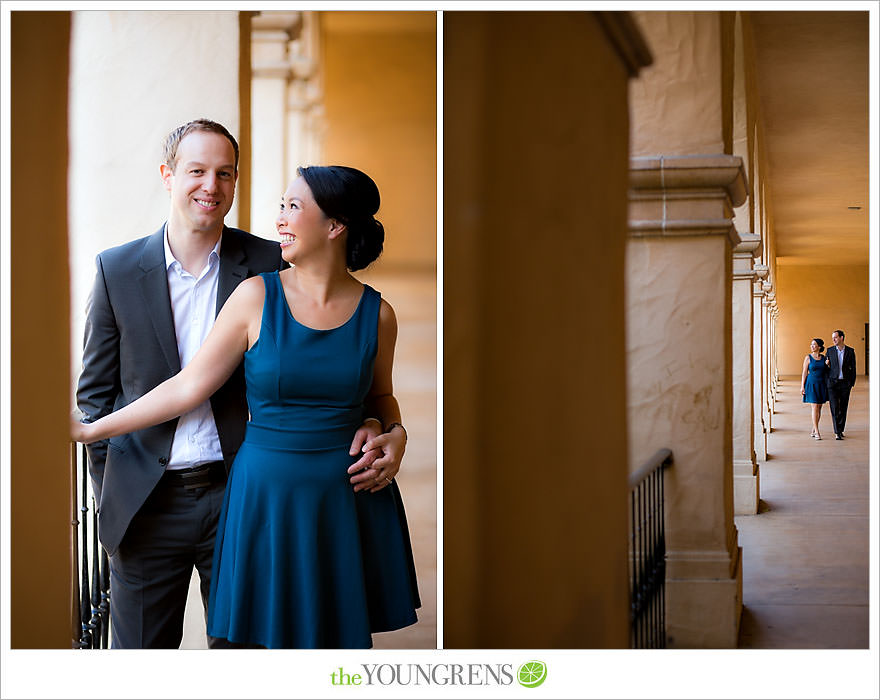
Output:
[71,442,110,648]
[628,448,672,649]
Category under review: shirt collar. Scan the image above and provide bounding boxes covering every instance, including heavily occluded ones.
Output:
[163,223,222,271]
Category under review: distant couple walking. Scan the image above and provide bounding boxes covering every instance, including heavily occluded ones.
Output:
[800,330,857,440]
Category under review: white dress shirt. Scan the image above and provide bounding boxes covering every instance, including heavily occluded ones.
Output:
[164,228,224,470]
[836,345,845,380]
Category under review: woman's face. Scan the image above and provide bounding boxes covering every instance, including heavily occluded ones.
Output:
[276,177,331,263]
[810,340,819,353]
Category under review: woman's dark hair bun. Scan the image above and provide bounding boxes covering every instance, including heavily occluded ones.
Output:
[296,165,385,271]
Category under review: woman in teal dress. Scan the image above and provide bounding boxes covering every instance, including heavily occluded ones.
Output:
[73,166,419,647]
[801,337,829,440]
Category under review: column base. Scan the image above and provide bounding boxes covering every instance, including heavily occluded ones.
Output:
[734,460,760,514]
[754,424,767,461]
[666,546,743,648]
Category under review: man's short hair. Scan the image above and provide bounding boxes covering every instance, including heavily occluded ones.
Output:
[834,329,845,339]
[163,119,239,172]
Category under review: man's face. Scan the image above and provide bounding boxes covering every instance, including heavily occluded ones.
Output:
[161,130,237,234]
[832,332,843,347]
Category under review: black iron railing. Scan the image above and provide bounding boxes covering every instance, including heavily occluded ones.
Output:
[72,443,110,648]
[628,448,673,649]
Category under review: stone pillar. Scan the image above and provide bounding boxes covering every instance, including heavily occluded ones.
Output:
[444,10,650,648]
[762,282,776,431]
[627,154,746,648]
[752,264,769,460]
[732,233,761,514]
[11,10,74,649]
[287,12,323,169]
[250,11,303,237]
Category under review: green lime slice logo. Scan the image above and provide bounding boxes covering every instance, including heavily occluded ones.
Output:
[517,660,547,688]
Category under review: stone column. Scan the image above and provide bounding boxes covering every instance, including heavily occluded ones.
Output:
[627,154,746,648]
[762,282,776,430]
[286,12,323,169]
[766,288,779,415]
[250,11,303,237]
[12,10,73,649]
[732,233,761,514]
[444,10,650,648]
[752,264,769,461]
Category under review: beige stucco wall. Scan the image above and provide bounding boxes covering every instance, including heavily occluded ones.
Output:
[630,11,725,156]
[68,11,243,379]
[321,12,436,270]
[776,264,869,375]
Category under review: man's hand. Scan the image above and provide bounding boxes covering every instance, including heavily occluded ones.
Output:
[348,418,386,492]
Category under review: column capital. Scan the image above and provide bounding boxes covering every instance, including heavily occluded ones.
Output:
[733,232,762,257]
[753,263,769,280]
[252,10,302,35]
[252,11,306,80]
[628,154,747,247]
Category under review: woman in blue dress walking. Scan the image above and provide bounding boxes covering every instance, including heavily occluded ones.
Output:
[801,337,829,440]
[72,165,420,647]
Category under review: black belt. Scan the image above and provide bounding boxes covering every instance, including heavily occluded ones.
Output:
[160,461,226,490]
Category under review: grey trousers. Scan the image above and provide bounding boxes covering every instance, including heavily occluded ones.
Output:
[108,476,227,649]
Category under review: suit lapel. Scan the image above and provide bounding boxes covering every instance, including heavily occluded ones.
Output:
[137,227,181,373]
[216,226,249,316]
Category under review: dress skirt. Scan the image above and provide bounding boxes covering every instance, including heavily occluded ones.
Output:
[206,423,419,649]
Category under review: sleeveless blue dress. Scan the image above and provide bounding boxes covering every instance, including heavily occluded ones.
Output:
[803,354,829,404]
[206,272,420,648]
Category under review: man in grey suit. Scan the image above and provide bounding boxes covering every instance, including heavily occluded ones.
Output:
[76,119,381,648]
[826,329,857,440]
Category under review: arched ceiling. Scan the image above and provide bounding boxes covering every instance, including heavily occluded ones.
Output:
[749,11,869,266]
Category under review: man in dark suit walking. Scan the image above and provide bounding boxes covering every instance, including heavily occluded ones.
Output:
[76,119,382,648]
[826,329,857,440]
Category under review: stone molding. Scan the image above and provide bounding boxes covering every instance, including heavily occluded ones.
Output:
[252,10,302,34]
[733,231,761,256]
[629,155,748,247]
[252,11,309,81]
[754,263,769,280]
[732,236,760,280]
[593,12,653,77]
[666,547,740,579]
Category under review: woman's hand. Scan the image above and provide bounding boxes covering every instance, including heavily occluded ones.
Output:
[357,425,406,493]
[801,387,806,395]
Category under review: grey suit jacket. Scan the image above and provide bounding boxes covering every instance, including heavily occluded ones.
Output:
[76,225,284,556]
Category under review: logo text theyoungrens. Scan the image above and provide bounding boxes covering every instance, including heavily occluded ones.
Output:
[330,664,515,686]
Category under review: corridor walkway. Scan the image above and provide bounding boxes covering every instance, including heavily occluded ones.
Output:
[736,375,870,648]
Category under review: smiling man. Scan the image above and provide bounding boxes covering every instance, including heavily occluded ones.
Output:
[75,119,286,648]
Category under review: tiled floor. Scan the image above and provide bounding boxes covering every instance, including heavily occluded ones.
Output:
[180,268,437,649]
[735,375,869,648]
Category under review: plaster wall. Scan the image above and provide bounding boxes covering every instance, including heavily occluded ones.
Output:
[11,11,74,648]
[322,14,436,270]
[630,11,725,156]
[444,11,632,648]
[776,264,869,376]
[627,236,733,548]
[68,11,243,379]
